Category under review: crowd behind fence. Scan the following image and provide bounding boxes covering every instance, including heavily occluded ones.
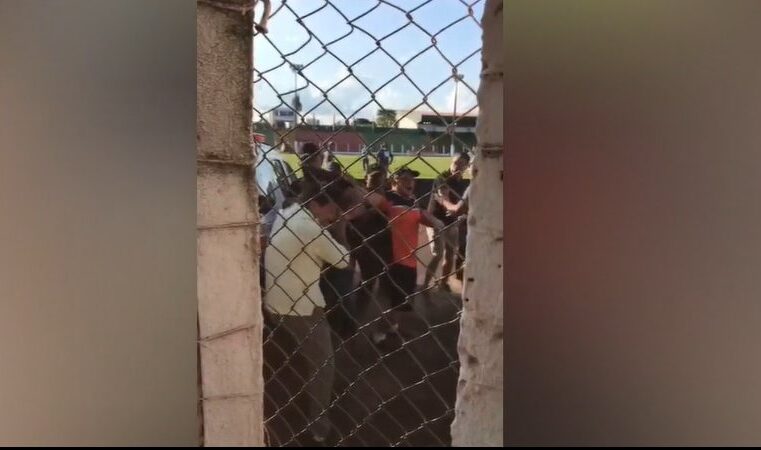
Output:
[252,0,483,446]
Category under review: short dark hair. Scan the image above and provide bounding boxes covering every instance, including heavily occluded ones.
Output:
[299,180,333,206]
[303,166,340,185]
[299,142,322,165]
[301,142,320,156]
[454,151,471,163]
[299,172,356,207]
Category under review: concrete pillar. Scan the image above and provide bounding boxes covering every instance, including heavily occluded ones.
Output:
[451,0,504,446]
[196,0,264,446]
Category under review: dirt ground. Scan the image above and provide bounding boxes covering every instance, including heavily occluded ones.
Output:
[263,229,464,447]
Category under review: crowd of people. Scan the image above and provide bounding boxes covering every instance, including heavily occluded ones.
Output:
[260,142,470,444]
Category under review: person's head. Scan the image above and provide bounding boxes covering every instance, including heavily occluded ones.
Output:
[391,167,420,199]
[299,142,324,170]
[299,180,343,226]
[365,163,387,191]
[450,151,471,177]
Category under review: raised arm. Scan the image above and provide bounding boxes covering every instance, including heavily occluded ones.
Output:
[315,226,351,270]
[420,209,444,232]
[444,185,470,216]
[427,181,440,214]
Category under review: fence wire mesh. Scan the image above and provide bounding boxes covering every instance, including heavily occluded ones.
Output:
[252,0,483,446]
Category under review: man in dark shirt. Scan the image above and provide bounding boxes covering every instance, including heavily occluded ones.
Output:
[345,164,394,329]
[365,163,388,193]
[449,152,471,281]
[425,152,470,290]
[287,159,394,337]
[385,166,420,207]
[376,144,393,172]
[374,166,443,344]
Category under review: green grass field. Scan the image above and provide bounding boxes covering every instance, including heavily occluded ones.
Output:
[280,153,462,180]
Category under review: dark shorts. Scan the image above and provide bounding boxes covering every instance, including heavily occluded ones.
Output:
[354,245,389,282]
[384,264,417,312]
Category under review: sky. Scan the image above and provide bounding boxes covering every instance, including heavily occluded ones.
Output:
[253,0,485,125]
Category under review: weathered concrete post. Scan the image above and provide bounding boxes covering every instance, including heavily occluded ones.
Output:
[196,0,264,446]
[451,0,504,446]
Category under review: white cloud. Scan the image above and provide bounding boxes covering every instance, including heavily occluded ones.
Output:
[432,81,479,116]
[285,67,387,125]
[251,0,483,126]
[254,49,482,126]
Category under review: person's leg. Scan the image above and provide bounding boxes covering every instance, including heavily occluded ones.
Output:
[378,265,416,338]
[319,267,356,337]
[387,265,420,340]
[402,265,418,309]
[273,314,333,441]
[386,265,414,311]
[346,226,371,329]
[373,265,404,343]
[353,247,386,329]
[455,220,468,280]
[424,227,444,287]
[300,309,335,442]
[440,225,459,289]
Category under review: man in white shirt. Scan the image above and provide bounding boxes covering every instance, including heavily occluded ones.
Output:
[264,182,350,444]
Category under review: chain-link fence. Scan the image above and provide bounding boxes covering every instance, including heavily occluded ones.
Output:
[253,0,483,446]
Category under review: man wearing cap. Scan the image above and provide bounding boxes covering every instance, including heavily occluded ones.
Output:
[376,166,443,343]
[386,166,420,207]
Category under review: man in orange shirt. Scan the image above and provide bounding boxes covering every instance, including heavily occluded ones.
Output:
[378,167,443,341]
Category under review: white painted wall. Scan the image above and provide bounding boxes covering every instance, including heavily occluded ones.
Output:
[197,1,264,446]
[450,0,504,447]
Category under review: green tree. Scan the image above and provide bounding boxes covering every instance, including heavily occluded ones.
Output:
[376,108,397,128]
